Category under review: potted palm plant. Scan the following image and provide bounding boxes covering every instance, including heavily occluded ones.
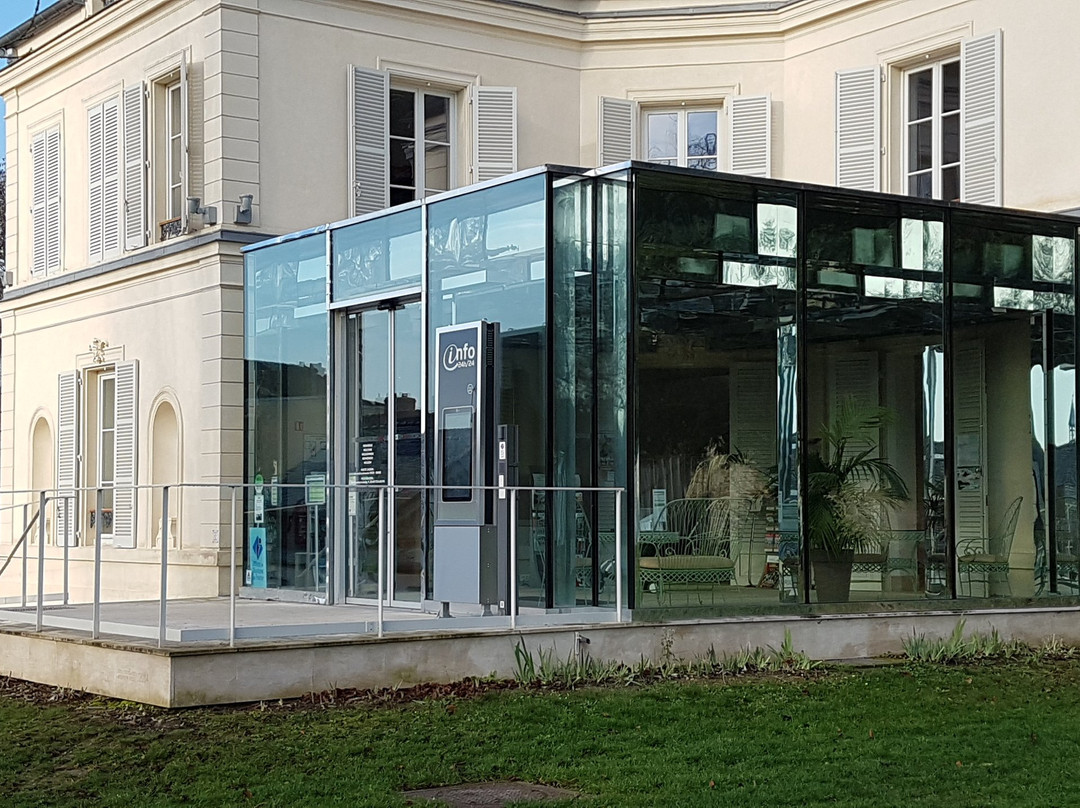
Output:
[807,400,909,602]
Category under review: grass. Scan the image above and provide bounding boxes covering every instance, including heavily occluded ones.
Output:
[5,658,1080,806]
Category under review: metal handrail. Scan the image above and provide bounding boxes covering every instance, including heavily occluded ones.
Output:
[0,481,628,646]
[0,508,39,580]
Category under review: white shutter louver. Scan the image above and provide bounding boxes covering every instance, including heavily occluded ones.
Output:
[44,127,62,274]
[102,97,121,257]
[474,85,517,183]
[123,84,147,250]
[598,97,636,166]
[88,106,104,263]
[836,67,879,191]
[112,360,138,549]
[730,363,777,471]
[953,343,987,546]
[31,132,47,277]
[729,94,771,177]
[56,371,79,547]
[349,66,389,217]
[830,353,880,459]
[961,31,1002,206]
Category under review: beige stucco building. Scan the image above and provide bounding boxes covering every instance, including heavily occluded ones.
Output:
[0,0,1076,602]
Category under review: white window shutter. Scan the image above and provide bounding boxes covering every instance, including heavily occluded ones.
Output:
[598,97,636,166]
[88,105,104,263]
[179,54,190,232]
[31,131,47,277]
[961,31,1002,206]
[56,371,80,547]
[953,343,987,544]
[102,97,121,257]
[729,94,771,178]
[113,360,139,549]
[123,83,147,250]
[45,127,62,273]
[349,65,389,217]
[474,85,517,183]
[835,67,879,191]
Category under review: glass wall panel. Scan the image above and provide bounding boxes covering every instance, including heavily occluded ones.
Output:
[633,170,793,610]
[331,207,422,302]
[553,175,594,607]
[597,172,630,608]
[950,212,1076,598]
[427,175,548,607]
[245,234,329,592]
[804,193,943,603]
[345,309,388,600]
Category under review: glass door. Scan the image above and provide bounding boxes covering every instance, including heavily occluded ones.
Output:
[346,300,423,604]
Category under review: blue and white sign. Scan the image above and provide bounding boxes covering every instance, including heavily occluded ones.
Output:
[249,527,268,588]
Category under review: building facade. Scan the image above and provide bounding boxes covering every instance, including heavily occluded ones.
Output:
[1,0,1079,604]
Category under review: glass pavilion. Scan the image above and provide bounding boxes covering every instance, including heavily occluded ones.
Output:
[244,164,1080,612]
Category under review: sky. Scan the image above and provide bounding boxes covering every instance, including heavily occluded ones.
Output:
[0,1,63,158]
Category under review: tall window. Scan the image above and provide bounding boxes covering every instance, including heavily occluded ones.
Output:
[165,80,183,220]
[389,87,453,206]
[905,60,960,200]
[97,372,116,539]
[645,109,720,170]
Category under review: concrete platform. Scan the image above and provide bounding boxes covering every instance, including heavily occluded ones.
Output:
[4,598,1080,707]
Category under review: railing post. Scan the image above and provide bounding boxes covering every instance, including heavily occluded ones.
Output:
[159,486,170,648]
[62,496,70,606]
[377,486,385,638]
[20,503,28,608]
[615,488,624,624]
[229,485,237,648]
[510,488,518,630]
[36,490,46,631]
[93,488,103,639]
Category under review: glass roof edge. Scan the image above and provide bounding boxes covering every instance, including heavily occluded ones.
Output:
[323,164,591,235]
[242,223,328,253]
[625,161,1080,226]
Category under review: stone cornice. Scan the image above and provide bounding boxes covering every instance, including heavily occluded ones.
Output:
[0,0,899,94]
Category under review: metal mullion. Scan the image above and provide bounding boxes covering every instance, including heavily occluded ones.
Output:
[679,110,689,168]
[942,207,957,599]
[796,188,810,604]
[385,308,397,606]
[1045,309,1057,593]
[932,62,943,200]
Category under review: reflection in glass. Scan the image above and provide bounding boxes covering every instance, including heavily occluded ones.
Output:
[634,171,795,609]
[805,193,943,603]
[332,208,422,302]
[687,111,718,156]
[245,234,329,592]
[647,113,678,161]
[428,176,548,607]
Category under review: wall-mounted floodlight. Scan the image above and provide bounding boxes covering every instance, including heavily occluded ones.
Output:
[235,193,254,225]
[186,196,218,225]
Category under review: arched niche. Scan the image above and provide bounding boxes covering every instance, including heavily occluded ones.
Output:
[31,416,54,542]
[150,399,182,547]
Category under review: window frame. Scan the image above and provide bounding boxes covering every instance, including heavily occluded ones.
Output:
[902,57,961,201]
[388,84,456,205]
[165,79,183,221]
[146,57,186,242]
[643,106,722,170]
[93,369,117,542]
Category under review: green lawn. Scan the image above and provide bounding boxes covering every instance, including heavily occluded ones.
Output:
[3,662,1080,807]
